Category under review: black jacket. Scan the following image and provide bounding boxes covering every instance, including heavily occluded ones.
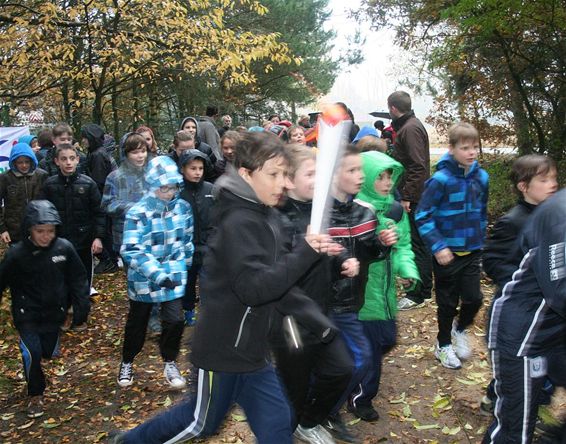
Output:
[82,124,118,193]
[180,178,214,266]
[39,172,106,250]
[483,199,536,289]
[0,201,89,330]
[271,198,340,346]
[191,167,336,373]
[328,198,387,314]
[488,189,566,357]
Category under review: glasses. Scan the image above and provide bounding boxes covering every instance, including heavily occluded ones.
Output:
[159,184,180,193]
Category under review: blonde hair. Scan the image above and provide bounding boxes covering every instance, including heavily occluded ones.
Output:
[448,122,479,146]
[285,144,316,179]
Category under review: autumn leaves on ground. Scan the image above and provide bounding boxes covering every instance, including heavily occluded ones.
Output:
[0,272,564,443]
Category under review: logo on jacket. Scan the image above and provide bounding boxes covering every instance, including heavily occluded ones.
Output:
[78,186,86,194]
[548,242,565,282]
[52,255,67,263]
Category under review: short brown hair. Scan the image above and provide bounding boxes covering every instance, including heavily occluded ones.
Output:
[173,130,194,147]
[124,133,148,155]
[285,144,316,179]
[37,128,53,148]
[235,132,288,171]
[52,123,73,138]
[510,154,556,196]
[387,91,412,114]
[357,136,387,153]
[221,130,241,146]
[448,122,479,146]
[55,143,78,158]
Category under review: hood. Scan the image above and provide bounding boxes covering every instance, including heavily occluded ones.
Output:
[81,123,106,152]
[19,135,37,147]
[118,132,133,161]
[212,163,261,205]
[357,151,404,213]
[248,126,265,132]
[23,200,61,233]
[436,152,479,177]
[9,142,38,173]
[179,116,199,132]
[180,149,212,172]
[353,126,379,144]
[103,134,116,154]
[145,156,183,190]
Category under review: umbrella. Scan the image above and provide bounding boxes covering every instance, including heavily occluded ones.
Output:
[369,111,391,119]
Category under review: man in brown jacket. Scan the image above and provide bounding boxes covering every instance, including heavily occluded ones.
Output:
[388,91,432,309]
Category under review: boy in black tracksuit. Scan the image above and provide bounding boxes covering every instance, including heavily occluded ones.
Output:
[324,145,397,441]
[179,149,214,326]
[0,200,89,418]
[111,132,337,444]
[482,155,558,414]
[484,189,566,443]
[40,144,106,292]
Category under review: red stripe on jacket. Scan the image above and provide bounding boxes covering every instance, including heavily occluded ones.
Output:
[327,220,377,238]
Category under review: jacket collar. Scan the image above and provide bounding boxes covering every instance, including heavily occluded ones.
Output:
[391,110,415,132]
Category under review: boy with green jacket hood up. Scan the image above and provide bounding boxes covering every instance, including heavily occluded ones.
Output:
[349,151,420,420]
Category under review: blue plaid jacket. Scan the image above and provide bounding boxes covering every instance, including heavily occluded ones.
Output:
[121,157,194,302]
[415,153,489,254]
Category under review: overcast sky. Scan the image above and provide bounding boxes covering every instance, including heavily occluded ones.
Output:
[318,1,434,127]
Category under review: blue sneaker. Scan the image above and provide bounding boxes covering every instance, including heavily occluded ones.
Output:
[184,310,196,326]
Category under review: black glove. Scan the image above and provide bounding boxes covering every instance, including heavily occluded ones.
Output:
[160,278,178,289]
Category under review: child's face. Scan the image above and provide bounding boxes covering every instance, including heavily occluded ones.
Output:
[449,138,479,167]
[52,132,73,148]
[182,121,197,137]
[175,140,194,158]
[30,224,56,247]
[335,154,363,196]
[289,158,316,201]
[54,149,79,176]
[30,140,39,151]
[373,170,393,196]
[289,128,306,145]
[155,184,179,202]
[183,159,204,183]
[139,131,154,151]
[127,146,147,167]
[14,156,32,174]
[519,168,558,205]
[240,155,288,207]
[221,138,236,162]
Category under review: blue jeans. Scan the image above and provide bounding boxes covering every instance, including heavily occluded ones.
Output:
[19,329,60,396]
[329,312,372,415]
[124,364,292,444]
[351,319,396,408]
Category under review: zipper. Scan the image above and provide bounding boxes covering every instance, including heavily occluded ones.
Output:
[234,306,252,347]
[384,255,393,319]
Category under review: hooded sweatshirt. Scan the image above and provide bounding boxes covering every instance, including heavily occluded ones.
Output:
[353,126,379,144]
[179,117,218,168]
[101,133,149,249]
[415,152,489,254]
[190,164,335,372]
[120,156,194,303]
[0,200,90,330]
[0,143,47,242]
[82,124,117,192]
[355,151,420,321]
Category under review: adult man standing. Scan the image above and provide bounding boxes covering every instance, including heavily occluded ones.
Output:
[388,91,432,309]
[218,115,232,138]
[197,106,221,160]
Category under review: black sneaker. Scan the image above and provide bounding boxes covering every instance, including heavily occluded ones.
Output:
[94,259,119,274]
[347,402,379,422]
[323,414,360,444]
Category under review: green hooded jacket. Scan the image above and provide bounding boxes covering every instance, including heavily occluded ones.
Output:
[355,151,420,321]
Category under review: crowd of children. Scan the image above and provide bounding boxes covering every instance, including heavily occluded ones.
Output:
[0,100,564,444]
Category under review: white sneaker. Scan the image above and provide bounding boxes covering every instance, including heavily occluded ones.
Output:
[294,424,336,444]
[451,322,472,360]
[398,297,425,311]
[117,362,134,387]
[90,287,98,296]
[164,361,186,389]
[435,343,462,369]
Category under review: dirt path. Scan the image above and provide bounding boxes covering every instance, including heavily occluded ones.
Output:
[0,272,564,443]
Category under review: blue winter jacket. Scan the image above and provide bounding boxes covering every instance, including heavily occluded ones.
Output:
[415,152,489,254]
[121,156,194,303]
